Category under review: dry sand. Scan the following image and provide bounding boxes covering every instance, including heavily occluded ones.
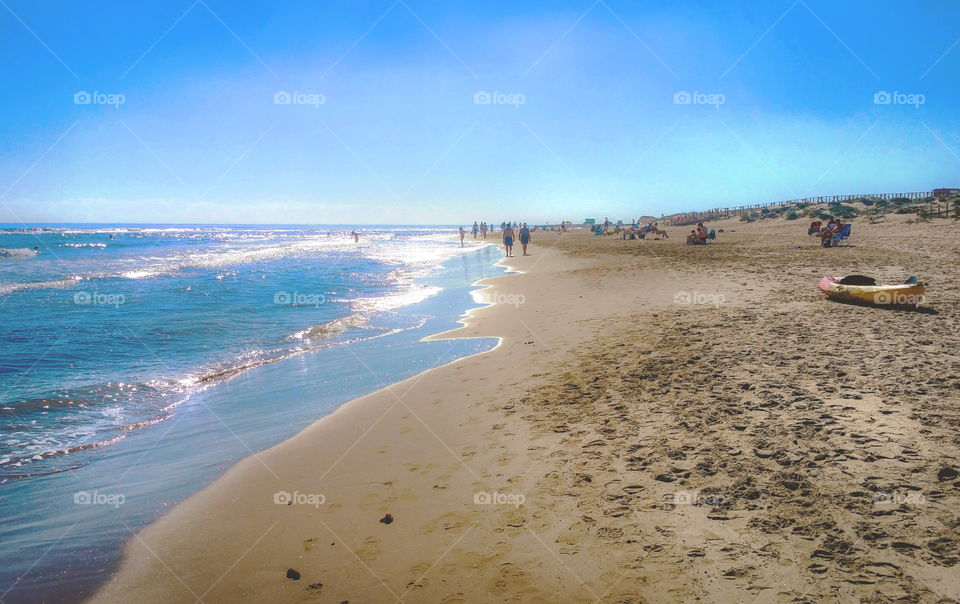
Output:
[93,214,960,603]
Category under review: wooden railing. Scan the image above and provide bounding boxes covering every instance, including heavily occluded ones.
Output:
[915,200,960,219]
[669,191,933,224]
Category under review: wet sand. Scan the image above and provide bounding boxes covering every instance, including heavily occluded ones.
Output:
[93,215,960,603]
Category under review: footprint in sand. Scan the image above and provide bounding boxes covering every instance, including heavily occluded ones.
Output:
[355,536,381,562]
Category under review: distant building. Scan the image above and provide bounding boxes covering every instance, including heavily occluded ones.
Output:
[933,188,960,198]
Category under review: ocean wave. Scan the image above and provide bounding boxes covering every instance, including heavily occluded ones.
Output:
[120,270,159,279]
[0,228,472,296]
[0,318,429,478]
[0,434,128,476]
[289,315,366,340]
[350,285,443,314]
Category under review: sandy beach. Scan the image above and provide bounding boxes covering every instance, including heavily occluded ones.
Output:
[93,215,960,603]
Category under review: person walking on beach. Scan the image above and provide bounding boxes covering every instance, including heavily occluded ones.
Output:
[502,222,515,258]
[480,222,487,238]
[459,226,466,247]
[472,222,479,239]
[519,223,531,256]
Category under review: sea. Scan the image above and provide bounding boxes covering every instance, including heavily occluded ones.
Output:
[0,224,503,602]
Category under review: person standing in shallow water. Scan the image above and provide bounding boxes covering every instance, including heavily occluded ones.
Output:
[458,226,466,247]
[502,222,515,258]
[351,230,359,243]
[519,223,531,256]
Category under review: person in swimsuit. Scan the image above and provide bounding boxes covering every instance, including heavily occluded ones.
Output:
[459,226,466,247]
[502,223,515,257]
[519,223,531,256]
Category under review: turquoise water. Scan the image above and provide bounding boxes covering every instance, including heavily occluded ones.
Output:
[0,225,503,602]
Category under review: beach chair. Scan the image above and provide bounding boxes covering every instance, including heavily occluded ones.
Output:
[832,224,851,247]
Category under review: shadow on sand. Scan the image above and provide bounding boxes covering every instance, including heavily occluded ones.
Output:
[824,297,938,315]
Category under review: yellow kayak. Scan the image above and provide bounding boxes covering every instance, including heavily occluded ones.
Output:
[819,276,925,306]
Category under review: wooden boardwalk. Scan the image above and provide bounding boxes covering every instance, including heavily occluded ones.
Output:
[671,191,936,224]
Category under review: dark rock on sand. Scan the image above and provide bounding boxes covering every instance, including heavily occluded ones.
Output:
[936,466,957,482]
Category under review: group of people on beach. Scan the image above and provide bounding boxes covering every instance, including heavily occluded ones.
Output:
[469,222,491,239]
[686,222,715,245]
[594,218,670,240]
[459,221,532,257]
[808,218,847,247]
[501,222,531,257]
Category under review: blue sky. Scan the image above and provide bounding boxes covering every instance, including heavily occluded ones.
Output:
[1,0,958,224]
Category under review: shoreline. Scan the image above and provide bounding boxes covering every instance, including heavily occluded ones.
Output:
[91,241,592,603]
[92,218,960,602]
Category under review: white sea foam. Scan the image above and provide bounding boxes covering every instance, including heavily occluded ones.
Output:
[0,277,80,296]
[0,247,39,258]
